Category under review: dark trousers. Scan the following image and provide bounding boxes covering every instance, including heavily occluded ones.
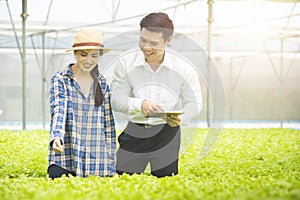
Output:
[47,164,76,179]
[116,122,181,178]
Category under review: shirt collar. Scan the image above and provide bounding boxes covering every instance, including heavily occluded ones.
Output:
[132,48,173,70]
[62,63,75,79]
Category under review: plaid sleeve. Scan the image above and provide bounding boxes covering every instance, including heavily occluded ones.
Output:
[49,74,67,145]
[103,83,117,173]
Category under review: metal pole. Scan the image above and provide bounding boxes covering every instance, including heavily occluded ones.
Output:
[21,0,28,130]
[207,0,214,127]
[42,33,46,129]
[280,38,284,128]
[229,58,233,120]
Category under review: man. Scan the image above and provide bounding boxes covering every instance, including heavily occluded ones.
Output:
[110,12,202,177]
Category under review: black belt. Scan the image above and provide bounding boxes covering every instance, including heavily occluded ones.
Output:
[133,122,167,128]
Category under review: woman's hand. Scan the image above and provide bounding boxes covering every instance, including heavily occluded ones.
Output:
[52,138,64,153]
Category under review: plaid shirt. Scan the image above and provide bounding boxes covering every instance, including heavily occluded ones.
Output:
[48,64,116,177]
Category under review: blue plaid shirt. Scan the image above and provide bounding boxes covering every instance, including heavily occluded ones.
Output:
[48,64,116,177]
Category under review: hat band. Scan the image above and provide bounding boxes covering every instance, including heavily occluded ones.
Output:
[72,42,104,47]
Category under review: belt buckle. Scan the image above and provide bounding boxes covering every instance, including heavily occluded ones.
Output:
[144,124,152,128]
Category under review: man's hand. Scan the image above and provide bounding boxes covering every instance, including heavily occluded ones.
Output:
[165,114,181,127]
[52,138,64,153]
[141,100,164,116]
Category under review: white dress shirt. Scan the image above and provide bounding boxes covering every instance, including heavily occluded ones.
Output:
[110,47,202,125]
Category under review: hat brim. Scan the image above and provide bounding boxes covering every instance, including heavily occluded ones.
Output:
[66,46,110,54]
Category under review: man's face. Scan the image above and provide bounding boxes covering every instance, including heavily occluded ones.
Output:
[74,49,100,72]
[139,28,171,65]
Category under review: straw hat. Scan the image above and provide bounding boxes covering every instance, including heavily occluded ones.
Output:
[66,28,110,53]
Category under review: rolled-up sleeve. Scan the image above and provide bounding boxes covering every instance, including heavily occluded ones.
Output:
[49,74,67,146]
[104,85,117,174]
[180,68,203,126]
[111,61,133,113]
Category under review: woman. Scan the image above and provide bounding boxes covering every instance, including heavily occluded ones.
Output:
[47,28,116,178]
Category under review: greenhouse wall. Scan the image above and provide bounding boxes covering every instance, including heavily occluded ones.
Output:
[0,52,299,124]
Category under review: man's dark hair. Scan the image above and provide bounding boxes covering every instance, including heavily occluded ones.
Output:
[139,12,174,40]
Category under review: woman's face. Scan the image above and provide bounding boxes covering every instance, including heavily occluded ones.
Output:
[74,49,100,72]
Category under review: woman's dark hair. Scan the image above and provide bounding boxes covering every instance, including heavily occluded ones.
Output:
[99,44,104,56]
[139,12,174,40]
[90,65,103,107]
